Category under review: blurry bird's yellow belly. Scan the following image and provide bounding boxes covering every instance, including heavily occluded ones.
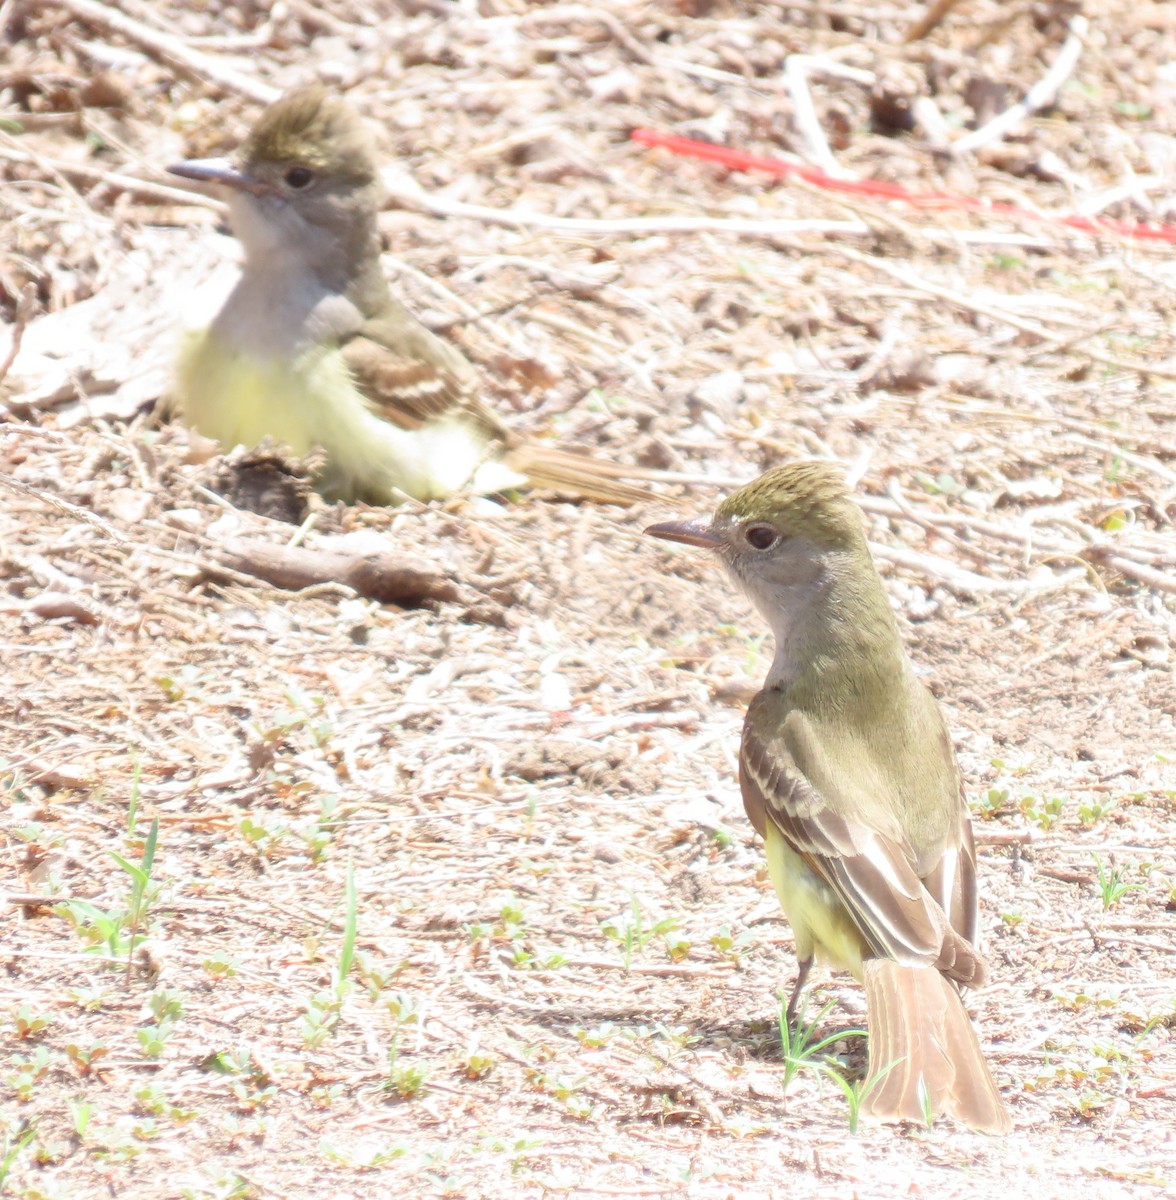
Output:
[763,822,867,978]
[177,327,354,455]
[174,327,496,502]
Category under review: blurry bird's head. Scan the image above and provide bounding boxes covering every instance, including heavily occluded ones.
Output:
[168,86,383,280]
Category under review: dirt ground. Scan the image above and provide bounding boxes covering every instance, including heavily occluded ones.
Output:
[2,2,1176,1197]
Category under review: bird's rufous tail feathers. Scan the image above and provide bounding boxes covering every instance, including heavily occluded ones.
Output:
[862,959,1011,1134]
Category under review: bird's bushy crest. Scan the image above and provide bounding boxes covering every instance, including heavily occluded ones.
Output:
[716,462,864,547]
[243,85,377,184]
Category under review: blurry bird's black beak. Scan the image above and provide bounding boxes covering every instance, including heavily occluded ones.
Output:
[168,157,265,195]
[644,517,725,550]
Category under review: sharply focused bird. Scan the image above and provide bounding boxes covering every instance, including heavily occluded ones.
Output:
[167,85,650,505]
[647,462,1011,1133]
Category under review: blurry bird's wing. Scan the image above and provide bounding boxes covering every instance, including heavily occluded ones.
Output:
[341,303,503,439]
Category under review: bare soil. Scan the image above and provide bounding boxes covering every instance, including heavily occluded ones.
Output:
[2,2,1175,1198]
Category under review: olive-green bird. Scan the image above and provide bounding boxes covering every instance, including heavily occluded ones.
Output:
[647,462,1011,1134]
[167,85,649,505]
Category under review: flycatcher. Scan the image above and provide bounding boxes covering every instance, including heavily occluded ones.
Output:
[646,462,1011,1134]
[167,86,649,505]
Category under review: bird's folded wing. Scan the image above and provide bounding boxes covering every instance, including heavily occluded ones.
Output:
[922,799,981,954]
[740,705,985,985]
[341,311,504,439]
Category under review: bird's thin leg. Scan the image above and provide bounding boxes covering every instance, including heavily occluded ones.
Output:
[784,956,814,1027]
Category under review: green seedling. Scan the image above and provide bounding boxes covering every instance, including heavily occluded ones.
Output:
[601,894,682,970]
[1092,852,1145,909]
[821,1057,902,1135]
[0,1123,37,1188]
[302,862,359,1047]
[461,1051,495,1080]
[384,1028,426,1099]
[777,992,865,1093]
[125,757,141,838]
[8,1046,52,1101]
[1020,794,1064,830]
[109,815,160,978]
[137,1023,174,1059]
[64,1039,109,1076]
[10,1005,51,1040]
[202,950,240,980]
[1077,795,1119,825]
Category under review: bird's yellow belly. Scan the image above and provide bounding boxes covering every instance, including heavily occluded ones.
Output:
[176,329,349,456]
[173,329,496,502]
[763,822,866,979]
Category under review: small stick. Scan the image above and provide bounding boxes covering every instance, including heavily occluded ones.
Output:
[279,0,356,37]
[1061,432,1176,489]
[783,55,874,180]
[380,172,868,239]
[0,468,128,542]
[832,244,1078,342]
[0,144,220,208]
[904,0,967,43]
[869,540,1019,594]
[1088,549,1176,595]
[520,3,651,63]
[0,592,101,625]
[0,282,36,389]
[54,0,279,104]
[952,16,1089,157]
[217,536,463,605]
[833,245,1176,379]
[972,828,1034,846]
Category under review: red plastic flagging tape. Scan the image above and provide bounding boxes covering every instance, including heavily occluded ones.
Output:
[630,128,1176,245]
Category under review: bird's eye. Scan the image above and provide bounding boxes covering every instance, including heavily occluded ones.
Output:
[283,166,315,189]
[743,523,779,551]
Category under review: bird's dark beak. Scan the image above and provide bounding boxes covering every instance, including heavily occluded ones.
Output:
[644,517,725,550]
[168,157,265,195]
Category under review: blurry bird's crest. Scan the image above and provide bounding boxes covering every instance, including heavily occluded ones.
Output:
[242,85,378,184]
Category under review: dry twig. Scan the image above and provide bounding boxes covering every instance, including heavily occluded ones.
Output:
[0,144,211,208]
[952,16,1090,157]
[0,282,36,389]
[782,55,875,180]
[216,536,464,606]
[54,0,280,103]
[380,172,868,239]
[904,0,968,43]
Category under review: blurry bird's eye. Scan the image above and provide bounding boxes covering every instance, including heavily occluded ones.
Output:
[743,523,779,551]
[284,166,315,189]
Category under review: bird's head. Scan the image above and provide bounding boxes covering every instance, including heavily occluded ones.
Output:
[168,86,383,276]
[646,462,870,602]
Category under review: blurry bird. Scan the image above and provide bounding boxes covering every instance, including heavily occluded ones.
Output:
[168,85,650,505]
[647,462,1011,1134]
